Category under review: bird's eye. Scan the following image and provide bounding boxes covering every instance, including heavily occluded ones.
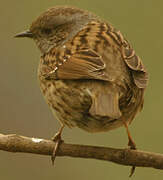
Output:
[41,28,52,35]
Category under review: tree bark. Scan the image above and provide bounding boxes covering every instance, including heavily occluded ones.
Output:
[0,133,163,170]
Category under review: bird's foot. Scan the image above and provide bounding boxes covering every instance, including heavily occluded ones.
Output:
[129,166,136,178]
[128,136,136,150]
[51,132,64,165]
[128,137,137,177]
[51,125,64,165]
[123,121,137,177]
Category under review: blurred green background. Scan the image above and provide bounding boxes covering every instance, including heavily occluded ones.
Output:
[1,0,163,179]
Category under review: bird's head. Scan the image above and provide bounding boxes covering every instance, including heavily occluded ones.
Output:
[15,6,96,54]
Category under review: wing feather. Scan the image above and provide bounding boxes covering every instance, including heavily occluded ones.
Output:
[44,48,109,81]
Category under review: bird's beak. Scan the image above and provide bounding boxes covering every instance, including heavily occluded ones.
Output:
[14,30,33,38]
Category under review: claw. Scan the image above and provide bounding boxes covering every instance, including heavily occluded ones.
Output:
[128,137,136,150]
[123,121,136,177]
[51,125,64,165]
[129,166,136,178]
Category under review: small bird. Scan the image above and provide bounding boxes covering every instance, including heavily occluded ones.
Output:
[15,6,148,176]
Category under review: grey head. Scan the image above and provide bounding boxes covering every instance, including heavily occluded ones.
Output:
[15,6,98,54]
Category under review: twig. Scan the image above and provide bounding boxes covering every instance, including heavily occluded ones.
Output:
[0,133,163,170]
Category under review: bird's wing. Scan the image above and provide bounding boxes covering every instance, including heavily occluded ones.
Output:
[122,46,148,89]
[44,48,109,81]
[108,30,148,89]
[43,48,121,118]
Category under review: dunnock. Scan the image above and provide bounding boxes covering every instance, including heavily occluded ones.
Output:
[15,6,148,175]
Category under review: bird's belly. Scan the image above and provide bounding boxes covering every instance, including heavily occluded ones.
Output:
[39,79,133,133]
[39,79,91,128]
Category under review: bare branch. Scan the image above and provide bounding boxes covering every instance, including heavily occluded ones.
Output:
[0,133,163,170]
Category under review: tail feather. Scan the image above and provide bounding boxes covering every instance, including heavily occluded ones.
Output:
[89,91,121,119]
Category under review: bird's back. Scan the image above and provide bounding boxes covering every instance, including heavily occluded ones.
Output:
[38,19,147,132]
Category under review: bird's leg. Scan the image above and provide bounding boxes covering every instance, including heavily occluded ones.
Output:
[123,121,136,177]
[123,121,136,150]
[51,124,65,165]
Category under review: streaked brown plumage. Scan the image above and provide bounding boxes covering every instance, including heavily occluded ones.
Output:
[15,6,148,175]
